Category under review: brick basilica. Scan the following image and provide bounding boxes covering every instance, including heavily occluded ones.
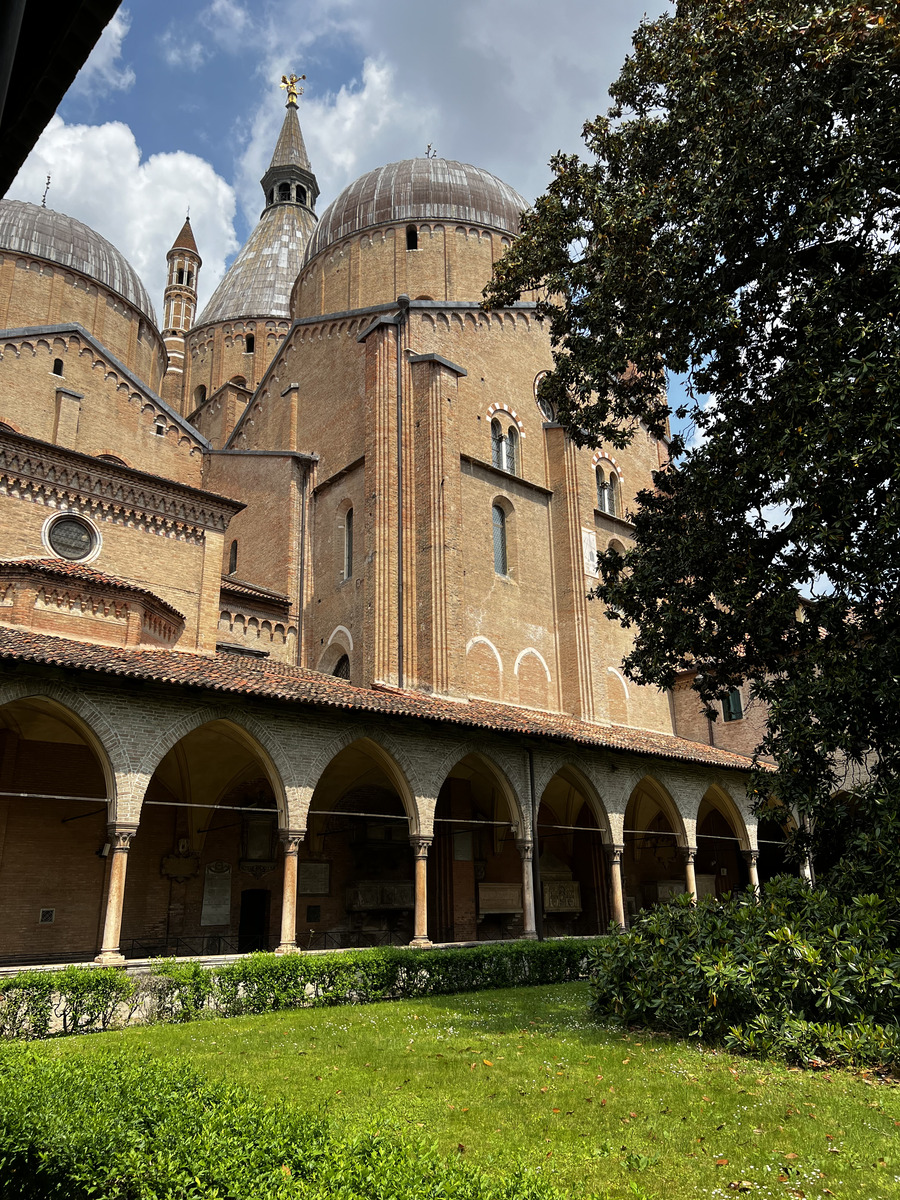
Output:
[0,83,771,967]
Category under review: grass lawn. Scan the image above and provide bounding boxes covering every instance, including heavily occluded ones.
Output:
[51,982,898,1200]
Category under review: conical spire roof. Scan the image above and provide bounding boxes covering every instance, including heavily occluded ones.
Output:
[268,103,311,174]
[170,216,199,258]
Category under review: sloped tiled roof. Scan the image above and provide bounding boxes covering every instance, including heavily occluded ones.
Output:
[220,576,291,607]
[169,217,199,259]
[0,626,758,773]
[268,104,312,174]
[0,559,184,619]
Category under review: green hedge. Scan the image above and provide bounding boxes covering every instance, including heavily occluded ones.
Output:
[0,1046,569,1199]
[0,938,601,1040]
[586,877,900,1070]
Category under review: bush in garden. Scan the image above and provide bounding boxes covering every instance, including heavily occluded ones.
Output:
[586,876,900,1069]
[0,938,602,1040]
[0,1046,570,1200]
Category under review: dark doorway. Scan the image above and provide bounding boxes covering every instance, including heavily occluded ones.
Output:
[238,888,270,952]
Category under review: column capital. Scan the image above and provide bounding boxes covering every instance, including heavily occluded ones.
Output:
[515,838,534,862]
[742,848,759,863]
[280,828,306,854]
[107,822,138,851]
[606,842,625,862]
[409,835,432,858]
[681,846,698,864]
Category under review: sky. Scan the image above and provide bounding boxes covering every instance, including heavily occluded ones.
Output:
[9,1,663,317]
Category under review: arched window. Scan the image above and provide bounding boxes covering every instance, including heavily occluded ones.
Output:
[245,334,255,354]
[492,504,508,576]
[193,384,207,407]
[491,419,503,468]
[267,189,274,206]
[187,271,194,287]
[278,182,290,202]
[343,507,354,580]
[296,186,307,205]
[177,268,185,285]
[333,654,351,679]
[406,225,418,251]
[597,465,620,515]
[52,358,63,376]
[505,426,519,474]
[228,540,238,575]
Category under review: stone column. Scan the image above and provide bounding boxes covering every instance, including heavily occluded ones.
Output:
[607,843,626,930]
[409,836,432,948]
[743,850,760,898]
[683,847,698,901]
[95,823,138,965]
[276,829,305,954]
[516,839,538,939]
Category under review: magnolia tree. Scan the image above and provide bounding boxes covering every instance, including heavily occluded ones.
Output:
[486,1,900,889]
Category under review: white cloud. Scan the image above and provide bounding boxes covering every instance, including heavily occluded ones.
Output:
[8,117,239,322]
[200,0,252,52]
[235,57,435,229]
[70,10,136,99]
[159,32,207,70]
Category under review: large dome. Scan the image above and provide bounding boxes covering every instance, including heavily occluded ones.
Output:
[0,199,156,325]
[304,158,528,263]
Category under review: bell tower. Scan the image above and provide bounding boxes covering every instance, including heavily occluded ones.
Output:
[161,216,201,413]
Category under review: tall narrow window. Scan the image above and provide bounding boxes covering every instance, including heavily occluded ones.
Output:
[406,224,418,250]
[245,334,255,354]
[492,504,507,576]
[491,419,503,468]
[177,268,185,284]
[596,467,607,511]
[607,473,619,517]
[344,507,354,580]
[296,186,307,205]
[279,182,290,201]
[722,688,744,722]
[228,540,238,575]
[52,358,63,376]
[505,426,519,475]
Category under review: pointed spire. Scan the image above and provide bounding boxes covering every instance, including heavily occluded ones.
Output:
[169,215,199,258]
[268,103,312,175]
[260,76,319,214]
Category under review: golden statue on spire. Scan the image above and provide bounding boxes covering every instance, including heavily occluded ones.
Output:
[280,73,306,106]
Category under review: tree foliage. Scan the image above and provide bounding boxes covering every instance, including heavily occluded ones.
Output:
[485,0,900,873]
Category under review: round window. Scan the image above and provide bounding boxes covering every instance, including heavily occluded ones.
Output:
[47,516,97,561]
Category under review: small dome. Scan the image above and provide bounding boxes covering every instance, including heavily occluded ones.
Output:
[0,199,156,324]
[304,158,527,263]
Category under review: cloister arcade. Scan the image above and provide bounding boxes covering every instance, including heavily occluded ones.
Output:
[0,684,764,967]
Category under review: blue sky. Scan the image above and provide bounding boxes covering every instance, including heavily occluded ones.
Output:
[11,1,695,426]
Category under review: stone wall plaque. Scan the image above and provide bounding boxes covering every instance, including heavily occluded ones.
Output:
[542,880,582,913]
[200,861,232,926]
[299,861,330,895]
[478,882,523,914]
[345,880,414,910]
[582,528,599,578]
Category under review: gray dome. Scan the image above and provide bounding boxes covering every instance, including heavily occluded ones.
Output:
[304,158,527,263]
[196,203,316,326]
[0,199,156,324]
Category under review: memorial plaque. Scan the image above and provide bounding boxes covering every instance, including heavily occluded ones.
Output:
[581,528,599,578]
[298,861,331,895]
[478,882,523,914]
[657,878,686,901]
[543,880,582,913]
[200,861,232,926]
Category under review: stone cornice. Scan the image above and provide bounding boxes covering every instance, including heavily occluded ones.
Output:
[0,430,243,536]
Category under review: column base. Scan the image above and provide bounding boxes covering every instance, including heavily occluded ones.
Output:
[519,930,539,940]
[408,936,432,949]
[93,950,125,966]
[274,942,300,955]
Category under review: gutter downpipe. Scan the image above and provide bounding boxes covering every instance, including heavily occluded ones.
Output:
[296,460,309,666]
[527,747,544,940]
[395,294,410,688]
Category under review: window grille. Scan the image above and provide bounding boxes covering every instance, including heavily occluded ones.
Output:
[492,504,507,575]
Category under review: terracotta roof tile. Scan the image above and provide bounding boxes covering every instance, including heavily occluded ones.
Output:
[0,626,759,773]
[220,576,291,606]
[0,559,184,619]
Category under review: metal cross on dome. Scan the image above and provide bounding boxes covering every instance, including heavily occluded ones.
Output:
[280,73,306,106]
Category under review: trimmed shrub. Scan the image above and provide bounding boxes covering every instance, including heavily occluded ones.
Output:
[0,938,602,1040]
[0,1046,569,1200]
[586,877,900,1070]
